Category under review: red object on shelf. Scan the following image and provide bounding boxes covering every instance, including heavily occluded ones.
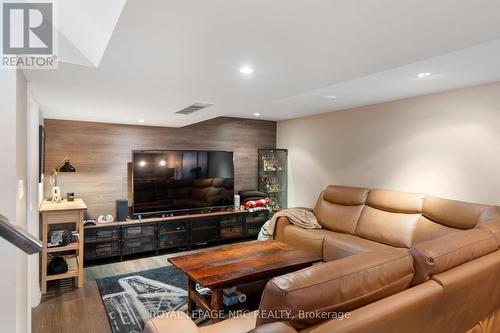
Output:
[245,198,270,208]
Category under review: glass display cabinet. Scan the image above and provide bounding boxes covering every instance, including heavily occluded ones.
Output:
[258,149,288,209]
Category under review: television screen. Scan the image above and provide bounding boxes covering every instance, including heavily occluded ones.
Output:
[132,150,234,214]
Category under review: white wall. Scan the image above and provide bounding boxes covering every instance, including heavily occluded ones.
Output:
[0,69,32,333]
[0,68,19,333]
[16,70,29,333]
[277,82,500,208]
[27,87,42,309]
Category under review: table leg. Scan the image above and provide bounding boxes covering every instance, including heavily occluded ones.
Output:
[210,289,224,323]
[187,278,196,315]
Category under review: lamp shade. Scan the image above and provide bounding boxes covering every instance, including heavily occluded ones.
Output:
[59,160,76,172]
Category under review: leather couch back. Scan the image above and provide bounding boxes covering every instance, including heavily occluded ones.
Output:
[356,190,424,248]
[313,185,369,234]
[314,185,499,248]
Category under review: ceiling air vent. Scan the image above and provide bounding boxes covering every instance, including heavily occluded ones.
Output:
[175,102,214,115]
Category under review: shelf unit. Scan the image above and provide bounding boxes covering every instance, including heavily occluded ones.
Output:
[40,199,87,294]
[83,209,270,263]
[258,149,288,209]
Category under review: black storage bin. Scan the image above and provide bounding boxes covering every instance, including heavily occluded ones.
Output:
[123,224,155,239]
[220,215,244,239]
[158,221,187,249]
[158,231,187,249]
[123,237,155,255]
[158,221,186,233]
[190,218,218,244]
[85,227,120,243]
[85,241,120,260]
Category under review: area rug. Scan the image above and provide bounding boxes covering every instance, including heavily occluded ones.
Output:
[96,265,189,333]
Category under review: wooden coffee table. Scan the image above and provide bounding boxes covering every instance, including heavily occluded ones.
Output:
[168,240,322,322]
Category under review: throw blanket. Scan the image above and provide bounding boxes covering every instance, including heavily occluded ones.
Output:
[258,208,322,240]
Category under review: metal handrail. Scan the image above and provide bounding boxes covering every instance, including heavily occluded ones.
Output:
[0,214,42,254]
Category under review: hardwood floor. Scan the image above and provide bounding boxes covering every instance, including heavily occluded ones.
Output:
[32,245,239,333]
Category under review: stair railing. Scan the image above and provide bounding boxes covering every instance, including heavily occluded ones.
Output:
[0,214,42,254]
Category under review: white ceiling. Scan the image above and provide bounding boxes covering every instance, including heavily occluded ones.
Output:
[25,0,500,127]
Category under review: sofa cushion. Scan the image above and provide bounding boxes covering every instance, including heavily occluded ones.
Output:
[412,216,460,245]
[410,228,497,285]
[367,189,424,214]
[422,196,491,230]
[354,190,427,248]
[355,206,420,248]
[322,232,394,261]
[300,280,443,333]
[314,185,368,233]
[282,225,331,258]
[322,185,369,206]
[257,249,414,330]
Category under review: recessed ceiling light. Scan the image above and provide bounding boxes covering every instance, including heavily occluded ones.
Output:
[159,160,166,166]
[240,66,255,75]
[253,112,260,117]
[417,72,432,79]
[323,95,337,100]
[138,119,145,123]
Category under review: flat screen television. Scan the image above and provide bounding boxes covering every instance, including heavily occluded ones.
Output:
[132,150,234,215]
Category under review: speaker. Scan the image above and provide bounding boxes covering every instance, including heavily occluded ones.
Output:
[116,199,128,222]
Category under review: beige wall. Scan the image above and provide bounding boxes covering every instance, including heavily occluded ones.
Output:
[277,82,500,208]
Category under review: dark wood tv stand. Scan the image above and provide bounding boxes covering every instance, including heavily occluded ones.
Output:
[83,209,270,263]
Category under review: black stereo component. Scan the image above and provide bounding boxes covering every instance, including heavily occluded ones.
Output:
[116,199,128,222]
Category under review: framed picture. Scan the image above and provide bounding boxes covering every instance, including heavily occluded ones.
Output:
[39,125,46,183]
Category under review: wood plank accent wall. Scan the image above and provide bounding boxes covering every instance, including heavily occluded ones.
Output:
[44,117,276,217]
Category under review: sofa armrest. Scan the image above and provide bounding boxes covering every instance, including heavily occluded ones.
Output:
[143,311,199,333]
[410,228,497,285]
[256,249,414,330]
[248,322,298,333]
[273,216,292,241]
[272,208,315,241]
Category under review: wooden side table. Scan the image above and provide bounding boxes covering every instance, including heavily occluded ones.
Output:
[40,199,87,294]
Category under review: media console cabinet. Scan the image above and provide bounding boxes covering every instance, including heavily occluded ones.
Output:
[83,209,269,263]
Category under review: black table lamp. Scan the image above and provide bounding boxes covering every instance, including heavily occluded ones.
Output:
[50,157,76,202]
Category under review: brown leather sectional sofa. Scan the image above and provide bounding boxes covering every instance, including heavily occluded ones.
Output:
[144,185,500,333]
